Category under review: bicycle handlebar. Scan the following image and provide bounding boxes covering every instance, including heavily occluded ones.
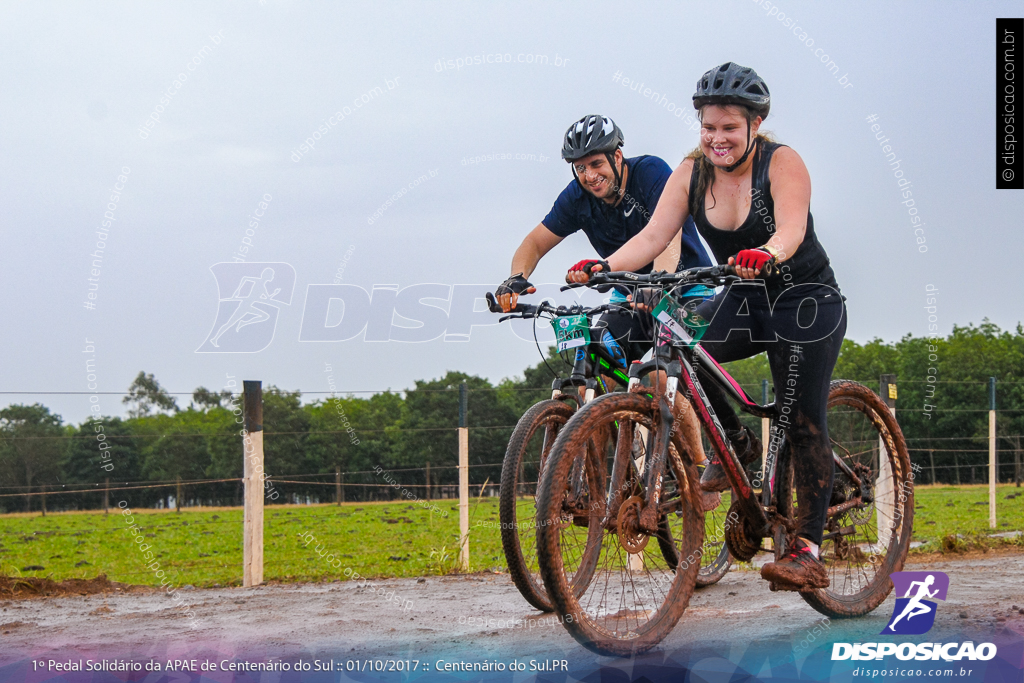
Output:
[560,264,740,292]
[484,292,627,322]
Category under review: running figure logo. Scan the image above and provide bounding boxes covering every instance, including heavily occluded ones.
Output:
[881,571,950,635]
[197,263,296,353]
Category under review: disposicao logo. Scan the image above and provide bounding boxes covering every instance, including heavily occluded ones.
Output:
[882,571,949,635]
[197,263,296,353]
[831,571,998,662]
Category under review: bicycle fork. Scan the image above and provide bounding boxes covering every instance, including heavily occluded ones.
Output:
[602,367,678,535]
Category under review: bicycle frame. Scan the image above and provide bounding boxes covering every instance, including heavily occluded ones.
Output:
[551,331,632,404]
[553,267,871,547]
[620,322,868,551]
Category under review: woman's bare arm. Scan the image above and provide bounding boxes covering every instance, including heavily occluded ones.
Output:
[652,225,683,272]
[608,159,693,272]
[763,147,810,262]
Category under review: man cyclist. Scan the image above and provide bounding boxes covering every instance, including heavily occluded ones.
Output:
[495,114,711,365]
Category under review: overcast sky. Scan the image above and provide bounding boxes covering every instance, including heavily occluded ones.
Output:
[2,1,1020,424]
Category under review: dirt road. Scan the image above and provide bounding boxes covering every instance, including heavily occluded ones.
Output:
[3,553,1023,676]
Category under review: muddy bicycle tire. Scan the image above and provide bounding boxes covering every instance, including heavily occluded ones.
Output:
[799,380,914,618]
[536,392,703,656]
[694,492,733,586]
[500,399,601,612]
[691,418,734,586]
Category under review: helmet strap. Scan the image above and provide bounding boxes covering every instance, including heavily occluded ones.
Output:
[724,121,756,173]
[607,152,626,205]
[571,163,585,190]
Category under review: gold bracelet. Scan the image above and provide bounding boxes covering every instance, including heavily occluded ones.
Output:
[761,243,781,259]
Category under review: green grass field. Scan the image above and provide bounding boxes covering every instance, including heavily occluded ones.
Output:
[1,485,1021,588]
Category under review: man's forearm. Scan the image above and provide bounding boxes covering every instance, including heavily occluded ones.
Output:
[510,241,543,279]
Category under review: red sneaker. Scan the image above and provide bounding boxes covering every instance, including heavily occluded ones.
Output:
[760,544,829,591]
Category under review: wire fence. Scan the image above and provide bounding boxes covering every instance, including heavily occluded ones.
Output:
[2,379,1023,514]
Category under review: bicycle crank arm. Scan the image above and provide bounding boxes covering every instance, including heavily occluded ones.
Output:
[821,524,858,542]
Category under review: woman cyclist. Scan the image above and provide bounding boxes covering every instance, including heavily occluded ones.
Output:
[566,62,846,591]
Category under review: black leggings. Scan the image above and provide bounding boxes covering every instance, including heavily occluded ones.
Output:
[694,284,847,546]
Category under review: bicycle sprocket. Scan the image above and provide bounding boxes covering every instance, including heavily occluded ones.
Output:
[724,500,761,562]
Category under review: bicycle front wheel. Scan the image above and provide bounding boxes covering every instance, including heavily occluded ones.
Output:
[800,380,914,618]
[536,392,703,656]
[499,399,577,612]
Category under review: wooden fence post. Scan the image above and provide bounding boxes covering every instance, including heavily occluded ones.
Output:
[760,379,770,476]
[760,379,772,551]
[1015,435,1021,487]
[335,466,341,506]
[989,377,997,529]
[425,461,431,502]
[243,380,265,587]
[878,375,897,546]
[40,484,46,517]
[103,478,109,514]
[176,476,182,514]
[458,383,469,571]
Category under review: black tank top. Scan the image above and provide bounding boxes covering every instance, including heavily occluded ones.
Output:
[688,140,839,300]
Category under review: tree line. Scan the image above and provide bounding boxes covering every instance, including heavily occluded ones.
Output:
[1,321,1021,512]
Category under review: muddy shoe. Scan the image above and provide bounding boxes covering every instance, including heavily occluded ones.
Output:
[700,426,762,493]
[760,544,829,591]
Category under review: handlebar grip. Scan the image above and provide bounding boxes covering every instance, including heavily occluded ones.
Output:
[485,291,527,314]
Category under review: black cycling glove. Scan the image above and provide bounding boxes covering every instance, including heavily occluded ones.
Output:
[495,273,534,298]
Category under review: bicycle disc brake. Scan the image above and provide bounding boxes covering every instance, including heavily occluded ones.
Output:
[617,495,650,554]
[847,462,875,524]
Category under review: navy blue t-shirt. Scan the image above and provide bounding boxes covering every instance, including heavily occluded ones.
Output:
[542,155,712,274]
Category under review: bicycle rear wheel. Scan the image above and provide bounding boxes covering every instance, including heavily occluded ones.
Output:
[799,380,914,617]
[695,484,732,586]
[692,415,733,586]
[668,424,732,586]
[536,392,703,656]
[500,399,597,612]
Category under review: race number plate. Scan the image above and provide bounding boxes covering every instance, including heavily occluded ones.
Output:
[651,295,710,347]
[551,314,590,352]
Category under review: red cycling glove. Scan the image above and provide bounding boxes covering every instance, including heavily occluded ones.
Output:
[568,259,610,274]
[733,248,775,272]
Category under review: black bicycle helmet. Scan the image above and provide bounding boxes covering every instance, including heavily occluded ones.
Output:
[692,62,770,118]
[692,63,770,173]
[561,115,624,162]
